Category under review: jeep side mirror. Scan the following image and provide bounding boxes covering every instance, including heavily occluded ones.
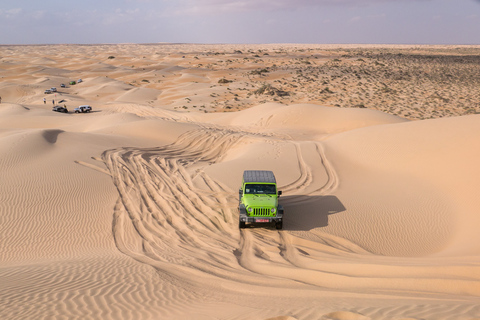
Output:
[278,190,282,196]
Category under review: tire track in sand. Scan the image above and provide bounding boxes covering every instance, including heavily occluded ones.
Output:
[103,128,277,287]
[101,127,480,299]
[102,127,350,289]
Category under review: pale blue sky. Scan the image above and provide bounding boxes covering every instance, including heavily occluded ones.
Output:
[1,0,479,44]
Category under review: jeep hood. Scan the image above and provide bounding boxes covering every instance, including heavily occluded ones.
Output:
[243,194,277,208]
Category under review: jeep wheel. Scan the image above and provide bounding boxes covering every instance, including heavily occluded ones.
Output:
[275,221,283,230]
[239,221,246,229]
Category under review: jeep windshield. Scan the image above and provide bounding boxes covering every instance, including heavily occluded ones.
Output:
[244,184,276,195]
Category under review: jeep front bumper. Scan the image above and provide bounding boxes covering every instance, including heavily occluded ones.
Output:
[239,216,283,223]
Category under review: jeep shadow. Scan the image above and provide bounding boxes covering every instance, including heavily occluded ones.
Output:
[280,195,345,231]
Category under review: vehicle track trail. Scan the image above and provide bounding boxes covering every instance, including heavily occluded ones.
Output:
[101,127,359,290]
[103,128,255,285]
[101,127,480,297]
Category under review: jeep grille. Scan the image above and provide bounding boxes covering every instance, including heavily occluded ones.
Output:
[252,208,271,216]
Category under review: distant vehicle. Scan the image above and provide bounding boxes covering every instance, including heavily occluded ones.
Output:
[60,84,66,88]
[74,105,92,113]
[69,81,76,85]
[44,89,52,94]
[238,170,284,229]
[52,106,68,113]
[51,87,57,92]
[77,79,83,83]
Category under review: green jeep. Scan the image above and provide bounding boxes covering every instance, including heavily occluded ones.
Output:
[238,170,284,229]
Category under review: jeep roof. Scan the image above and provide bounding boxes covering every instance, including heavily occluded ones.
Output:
[243,170,276,184]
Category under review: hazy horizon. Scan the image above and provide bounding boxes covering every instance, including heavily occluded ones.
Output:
[1,0,480,45]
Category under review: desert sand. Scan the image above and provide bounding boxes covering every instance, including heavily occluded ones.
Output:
[1,44,480,320]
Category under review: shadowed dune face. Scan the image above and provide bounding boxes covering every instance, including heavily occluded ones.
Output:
[41,129,64,144]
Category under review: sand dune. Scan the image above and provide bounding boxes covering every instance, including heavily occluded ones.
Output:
[1,44,480,320]
[324,115,480,257]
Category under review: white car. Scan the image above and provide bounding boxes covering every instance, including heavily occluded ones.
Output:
[51,87,57,92]
[44,89,52,94]
[74,105,92,113]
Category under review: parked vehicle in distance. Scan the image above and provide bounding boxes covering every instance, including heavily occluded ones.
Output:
[52,106,68,113]
[60,83,66,88]
[77,79,83,83]
[69,81,76,85]
[238,170,284,229]
[74,105,92,113]
[44,89,52,94]
[51,87,57,92]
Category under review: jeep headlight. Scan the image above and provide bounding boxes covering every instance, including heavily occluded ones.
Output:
[271,208,276,213]
[247,207,253,213]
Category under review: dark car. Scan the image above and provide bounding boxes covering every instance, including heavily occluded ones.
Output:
[53,106,68,113]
